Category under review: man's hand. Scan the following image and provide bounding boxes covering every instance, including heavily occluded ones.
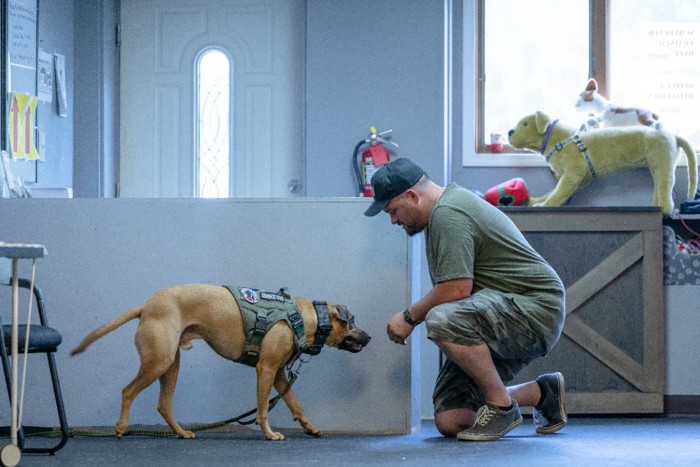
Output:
[387,310,414,345]
[385,279,472,346]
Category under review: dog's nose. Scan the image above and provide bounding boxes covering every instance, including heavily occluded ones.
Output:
[508,129,514,137]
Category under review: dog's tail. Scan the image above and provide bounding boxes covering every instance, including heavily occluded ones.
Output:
[677,135,698,199]
[70,306,143,356]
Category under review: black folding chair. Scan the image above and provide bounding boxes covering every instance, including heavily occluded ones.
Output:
[0,279,69,455]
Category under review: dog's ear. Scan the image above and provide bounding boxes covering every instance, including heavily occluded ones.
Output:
[534,111,551,134]
[334,305,352,325]
[586,78,598,92]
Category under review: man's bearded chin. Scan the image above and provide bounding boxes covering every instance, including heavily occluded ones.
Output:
[403,223,425,237]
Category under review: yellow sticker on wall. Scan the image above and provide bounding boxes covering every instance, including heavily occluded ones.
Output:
[8,93,39,160]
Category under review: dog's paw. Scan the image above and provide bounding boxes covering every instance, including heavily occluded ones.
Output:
[304,427,322,438]
[298,419,321,437]
[265,431,285,441]
[177,430,196,439]
[115,423,128,438]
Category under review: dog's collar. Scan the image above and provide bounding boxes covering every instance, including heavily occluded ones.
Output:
[540,119,559,154]
[303,301,333,356]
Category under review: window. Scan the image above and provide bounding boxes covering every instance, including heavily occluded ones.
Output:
[196,48,232,198]
[470,0,700,167]
[609,0,700,141]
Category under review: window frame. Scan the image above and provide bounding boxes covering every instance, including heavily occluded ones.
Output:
[466,0,608,167]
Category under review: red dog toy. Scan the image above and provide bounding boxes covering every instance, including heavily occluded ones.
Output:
[485,178,529,206]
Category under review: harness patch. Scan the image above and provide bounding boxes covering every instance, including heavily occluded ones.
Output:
[260,291,287,302]
[240,287,259,304]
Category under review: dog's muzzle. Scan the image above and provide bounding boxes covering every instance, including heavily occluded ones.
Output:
[340,325,371,353]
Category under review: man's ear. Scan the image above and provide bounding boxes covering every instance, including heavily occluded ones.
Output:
[404,189,420,203]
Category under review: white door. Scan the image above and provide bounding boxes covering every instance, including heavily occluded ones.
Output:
[119,0,304,197]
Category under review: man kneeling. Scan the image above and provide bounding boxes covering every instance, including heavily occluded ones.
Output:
[365,158,567,441]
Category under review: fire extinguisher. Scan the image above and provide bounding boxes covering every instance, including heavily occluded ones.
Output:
[353,127,398,197]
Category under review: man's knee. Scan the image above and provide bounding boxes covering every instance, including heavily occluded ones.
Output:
[434,408,475,437]
[424,306,450,335]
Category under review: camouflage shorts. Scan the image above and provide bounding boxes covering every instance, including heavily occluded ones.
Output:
[425,288,548,415]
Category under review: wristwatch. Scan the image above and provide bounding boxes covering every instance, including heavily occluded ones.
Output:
[403,308,418,326]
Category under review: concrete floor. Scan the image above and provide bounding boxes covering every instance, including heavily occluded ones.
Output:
[6,415,700,466]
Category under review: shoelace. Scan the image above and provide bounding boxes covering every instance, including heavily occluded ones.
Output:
[475,405,498,427]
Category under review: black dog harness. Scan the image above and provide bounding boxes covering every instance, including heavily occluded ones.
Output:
[223,286,334,366]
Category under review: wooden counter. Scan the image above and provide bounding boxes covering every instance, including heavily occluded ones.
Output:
[503,207,664,414]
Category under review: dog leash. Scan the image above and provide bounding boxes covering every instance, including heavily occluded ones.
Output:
[30,358,310,439]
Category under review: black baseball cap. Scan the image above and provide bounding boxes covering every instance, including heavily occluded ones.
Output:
[364,158,427,217]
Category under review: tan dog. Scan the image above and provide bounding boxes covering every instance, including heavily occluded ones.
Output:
[507,111,698,215]
[71,284,371,441]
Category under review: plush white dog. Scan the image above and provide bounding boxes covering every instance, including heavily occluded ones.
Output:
[507,111,697,215]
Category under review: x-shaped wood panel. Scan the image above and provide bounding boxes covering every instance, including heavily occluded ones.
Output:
[562,233,650,391]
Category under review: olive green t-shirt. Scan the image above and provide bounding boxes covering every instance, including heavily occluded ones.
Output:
[425,183,565,341]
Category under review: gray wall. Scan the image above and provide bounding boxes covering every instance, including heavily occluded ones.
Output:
[0,199,418,432]
[31,0,74,190]
[305,0,447,195]
[72,0,120,198]
[16,0,119,196]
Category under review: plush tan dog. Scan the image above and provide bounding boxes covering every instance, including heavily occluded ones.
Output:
[71,284,371,441]
[507,111,698,215]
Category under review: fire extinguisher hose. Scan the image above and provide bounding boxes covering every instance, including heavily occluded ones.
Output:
[353,139,368,195]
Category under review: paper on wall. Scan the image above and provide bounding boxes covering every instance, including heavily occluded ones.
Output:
[55,53,67,117]
[38,50,53,102]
